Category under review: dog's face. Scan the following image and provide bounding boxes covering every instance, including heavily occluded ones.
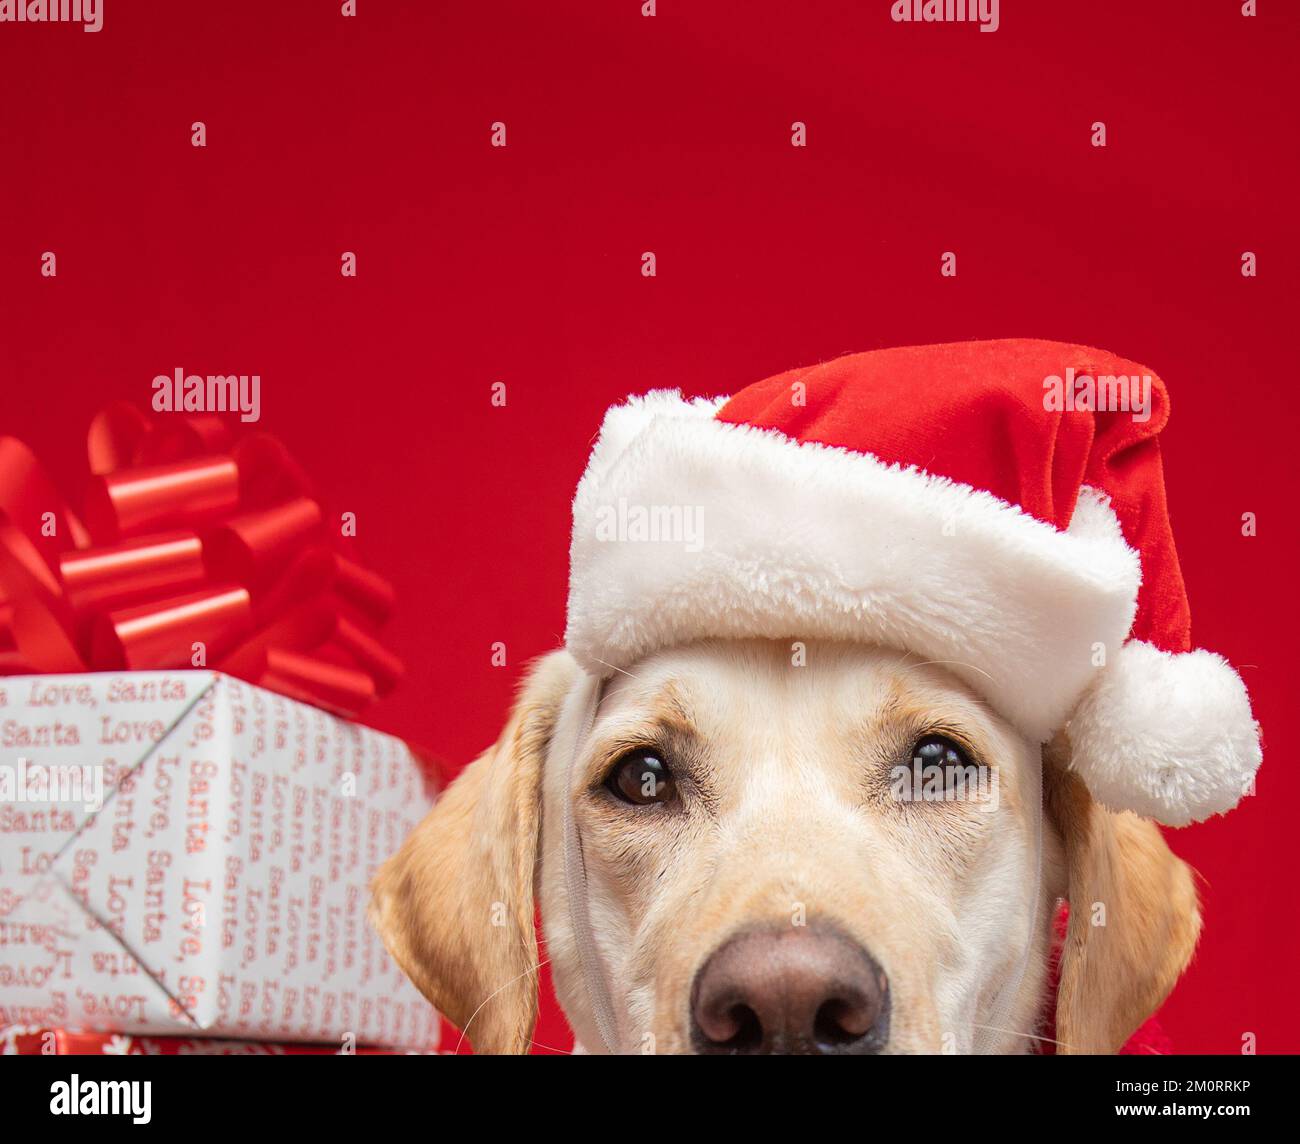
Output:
[544,641,1047,1055]
[372,640,1201,1054]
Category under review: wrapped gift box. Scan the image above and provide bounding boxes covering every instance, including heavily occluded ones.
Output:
[0,670,439,1049]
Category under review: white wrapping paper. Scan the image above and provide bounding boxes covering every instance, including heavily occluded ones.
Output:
[0,671,440,1048]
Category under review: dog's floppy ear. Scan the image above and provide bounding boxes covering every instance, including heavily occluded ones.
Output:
[370,651,578,1054]
[1045,741,1202,1054]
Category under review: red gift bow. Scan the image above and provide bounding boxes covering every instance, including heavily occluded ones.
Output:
[0,403,402,716]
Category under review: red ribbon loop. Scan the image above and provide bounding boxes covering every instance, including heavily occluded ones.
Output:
[0,412,403,717]
[85,456,241,541]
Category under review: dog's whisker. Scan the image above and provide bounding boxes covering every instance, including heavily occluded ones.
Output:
[527,1039,576,1054]
[454,956,553,1054]
[591,657,644,682]
[908,658,997,684]
[969,1021,1078,1052]
[590,657,650,713]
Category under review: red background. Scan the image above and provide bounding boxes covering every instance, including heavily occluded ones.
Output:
[1,0,1296,1053]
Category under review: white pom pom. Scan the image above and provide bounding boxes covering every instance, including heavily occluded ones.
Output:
[1066,641,1261,827]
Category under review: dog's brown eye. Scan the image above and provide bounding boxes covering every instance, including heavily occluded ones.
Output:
[913,735,970,771]
[899,734,983,801]
[605,750,676,806]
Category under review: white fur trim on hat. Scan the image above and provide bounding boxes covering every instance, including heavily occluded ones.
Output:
[1066,641,1262,826]
[566,390,1142,742]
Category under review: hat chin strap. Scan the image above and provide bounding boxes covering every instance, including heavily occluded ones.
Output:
[559,673,622,1054]
[972,748,1045,1055]
[556,671,1044,1056]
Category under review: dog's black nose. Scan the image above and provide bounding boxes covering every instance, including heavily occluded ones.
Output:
[690,923,890,1054]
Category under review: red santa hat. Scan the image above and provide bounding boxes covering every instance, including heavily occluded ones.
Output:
[565,339,1261,827]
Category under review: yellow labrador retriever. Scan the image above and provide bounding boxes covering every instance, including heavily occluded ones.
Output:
[370,639,1200,1054]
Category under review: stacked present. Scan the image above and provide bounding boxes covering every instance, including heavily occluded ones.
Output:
[1,1027,430,1056]
[0,406,440,1054]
